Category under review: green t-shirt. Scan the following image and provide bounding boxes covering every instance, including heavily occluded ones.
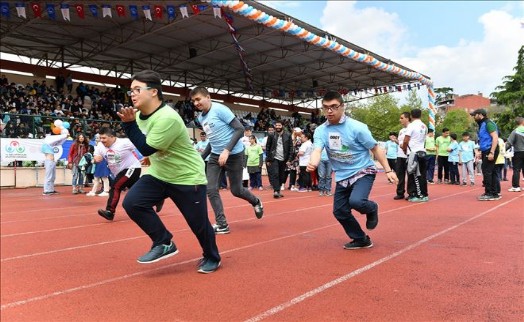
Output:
[436,135,451,156]
[425,136,436,155]
[245,144,263,166]
[136,105,207,185]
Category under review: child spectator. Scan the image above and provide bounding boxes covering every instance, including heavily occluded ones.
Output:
[447,133,460,185]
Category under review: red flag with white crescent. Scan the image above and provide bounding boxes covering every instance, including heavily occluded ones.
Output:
[75,4,85,19]
[116,5,125,17]
[31,3,41,17]
[154,5,162,19]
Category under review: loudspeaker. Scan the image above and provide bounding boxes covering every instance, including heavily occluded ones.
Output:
[312,80,318,88]
[189,48,197,58]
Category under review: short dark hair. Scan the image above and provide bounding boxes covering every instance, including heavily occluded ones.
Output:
[450,133,457,140]
[410,108,422,118]
[428,129,434,133]
[249,135,257,143]
[401,112,411,120]
[131,70,163,101]
[200,132,206,136]
[389,131,397,137]
[322,91,343,104]
[442,128,450,133]
[189,86,209,97]
[99,127,116,137]
[462,132,470,137]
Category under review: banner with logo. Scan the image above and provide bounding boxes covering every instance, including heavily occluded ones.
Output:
[1,138,64,162]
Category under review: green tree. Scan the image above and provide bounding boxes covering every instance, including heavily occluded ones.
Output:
[440,109,471,135]
[434,87,454,105]
[491,45,524,137]
[350,94,401,141]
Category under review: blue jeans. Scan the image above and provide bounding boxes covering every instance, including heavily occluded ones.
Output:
[207,152,259,226]
[71,165,84,187]
[122,174,220,262]
[333,174,377,241]
[318,160,332,192]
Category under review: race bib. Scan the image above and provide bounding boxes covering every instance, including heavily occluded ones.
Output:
[328,132,342,150]
[202,121,212,135]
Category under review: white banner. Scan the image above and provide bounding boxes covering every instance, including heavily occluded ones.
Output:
[1,138,63,162]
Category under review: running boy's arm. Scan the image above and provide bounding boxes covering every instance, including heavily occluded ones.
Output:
[121,121,158,157]
[224,117,244,152]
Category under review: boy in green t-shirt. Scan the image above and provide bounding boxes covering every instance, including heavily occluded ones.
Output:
[118,70,221,274]
[435,128,451,184]
[424,129,437,183]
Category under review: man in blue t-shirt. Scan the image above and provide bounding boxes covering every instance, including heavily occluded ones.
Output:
[191,87,264,234]
[471,109,500,200]
[384,131,398,182]
[307,91,398,250]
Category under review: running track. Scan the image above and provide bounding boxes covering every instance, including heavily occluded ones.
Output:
[1,172,523,321]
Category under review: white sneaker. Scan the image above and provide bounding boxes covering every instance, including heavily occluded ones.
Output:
[86,192,96,196]
[508,187,521,192]
[98,192,109,197]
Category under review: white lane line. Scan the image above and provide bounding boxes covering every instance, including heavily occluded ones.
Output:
[244,195,523,322]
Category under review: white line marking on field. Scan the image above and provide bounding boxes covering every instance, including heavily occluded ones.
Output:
[244,195,522,322]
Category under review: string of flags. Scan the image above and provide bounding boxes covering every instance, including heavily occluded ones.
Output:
[0,2,220,21]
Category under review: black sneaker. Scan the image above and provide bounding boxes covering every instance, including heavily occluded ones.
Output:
[137,242,178,264]
[273,191,282,199]
[253,199,264,219]
[488,194,502,201]
[366,204,379,230]
[393,195,404,200]
[213,224,230,234]
[343,236,373,250]
[97,209,115,221]
[197,258,221,274]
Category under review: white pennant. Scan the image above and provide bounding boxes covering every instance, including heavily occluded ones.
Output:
[213,7,221,18]
[180,6,188,18]
[61,8,70,21]
[143,8,152,20]
[102,7,112,18]
[16,5,26,18]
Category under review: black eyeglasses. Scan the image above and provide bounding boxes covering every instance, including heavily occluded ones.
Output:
[126,87,151,96]
[321,103,343,111]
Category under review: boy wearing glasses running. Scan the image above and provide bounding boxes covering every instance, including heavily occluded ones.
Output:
[307,91,398,250]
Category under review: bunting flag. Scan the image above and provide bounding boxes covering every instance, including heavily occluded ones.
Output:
[142,5,151,21]
[60,3,70,21]
[154,5,162,19]
[31,3,41,17]
[191,5,200,15]
[166,5,175,20]
[75,4,84,19]
[46,3,56,20]
[222,12,253,91]
[212,5,221,18]
[88,4,98,17]
[102,5,111,18]
[16,3,26,18]
[116,5,125,17]
[1,2,9,18]
[180,5,188,18]
[129,5,138,19]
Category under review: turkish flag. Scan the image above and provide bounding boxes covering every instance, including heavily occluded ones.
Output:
[75,4,85,19]
[154,5,162,19]
[191,5,200,15]
[31,3,42,17]
[116,5,125,17]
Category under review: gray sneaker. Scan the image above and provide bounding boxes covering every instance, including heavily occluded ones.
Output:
[213,224,230,234]
[137,242,178,264]
[197,258,221,274]
[253,199,264,219]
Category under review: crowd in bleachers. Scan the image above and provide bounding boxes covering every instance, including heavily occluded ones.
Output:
[0,73,325,140]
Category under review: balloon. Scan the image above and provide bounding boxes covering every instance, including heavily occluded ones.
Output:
[52,126,62,135]
[62,121,70,129]
[61,128,69,135]
[54,119,63,127]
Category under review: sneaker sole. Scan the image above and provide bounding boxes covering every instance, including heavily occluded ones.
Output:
[215,230,231,235]
[343,242,374,250]
[197,261,221,274]
[97,210,114,221]
[137,249,179,264]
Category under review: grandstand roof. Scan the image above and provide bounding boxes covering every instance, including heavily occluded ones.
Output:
[0,1,430,107]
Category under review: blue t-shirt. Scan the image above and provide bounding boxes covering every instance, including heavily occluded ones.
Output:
[448,141,460,162]
[459,140,475,163]
[320,148,329,161]
[197,102,244,155]
[313,116,377,182]
[385,140,398,159]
